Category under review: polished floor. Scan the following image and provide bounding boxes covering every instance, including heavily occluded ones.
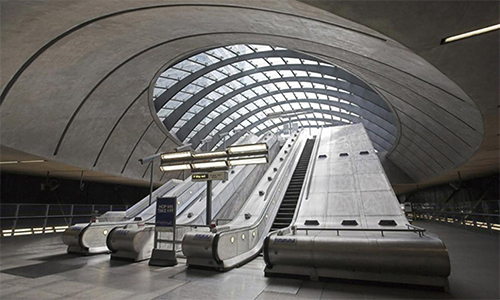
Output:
[0,221,498,300]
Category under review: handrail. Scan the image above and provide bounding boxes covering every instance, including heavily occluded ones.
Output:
[295,224,426,237]
[1,203,127,237]
[288,129,322,230]
[125,178,178,217]
[263,135,302,202]
[216,131,306,236]
[306,127,323,200]
[415,211,500,218]
[0,214,94,220]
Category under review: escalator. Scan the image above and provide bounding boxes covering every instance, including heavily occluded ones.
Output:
[271,138,315,231]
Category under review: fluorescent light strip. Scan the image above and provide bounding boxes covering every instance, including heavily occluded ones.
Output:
[229,156,268,166]
[161,151,192,160]
[0,161,18,165]
[227,143,267,154]
[19,160,45,164]
[15,228,32,232]
[443,24,500,43]
[160,164,191,171]
[192,161,228,170]
[192,151,227,159]
[14,232,32,236]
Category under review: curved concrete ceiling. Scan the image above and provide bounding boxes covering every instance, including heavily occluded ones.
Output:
[0,0,491,189]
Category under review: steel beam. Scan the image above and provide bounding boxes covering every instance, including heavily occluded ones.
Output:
[173,77,394,140]
[161,66,388,129]
[154,50,372,111]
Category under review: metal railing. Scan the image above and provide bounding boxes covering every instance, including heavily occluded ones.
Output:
[295,223,427,237]
[0,203,129,237]
[415,211,500,233]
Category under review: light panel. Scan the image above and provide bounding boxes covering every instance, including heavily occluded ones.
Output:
[227,143,268,155]
[192,161,228,170]
[19,160,45,164]
[160,164,191,171]
[192,151,227,159]
[443,24,500,43]
[161,151,192,160]
[229,156,268,166]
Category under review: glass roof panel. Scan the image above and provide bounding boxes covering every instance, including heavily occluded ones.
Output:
[226,44,255,55]
[206,47,237,60]
[162,68,190,80]
[250,45,274,52]
[247,58,270,68]
[191,52,220,66]
[174,59,205,73]
[153,44,394,148]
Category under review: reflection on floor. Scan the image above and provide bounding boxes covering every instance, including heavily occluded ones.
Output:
[0,221,498,300]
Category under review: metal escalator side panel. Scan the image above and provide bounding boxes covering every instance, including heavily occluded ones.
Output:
[263,234,273,269]
[125,179,181,219]
[271,138,316,231]
[63,223,90,251]
[209,133,308,269]
[265,233,451,278]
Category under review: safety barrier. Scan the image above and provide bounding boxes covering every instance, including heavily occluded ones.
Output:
[415,211,500,233]
[0,203,129,237]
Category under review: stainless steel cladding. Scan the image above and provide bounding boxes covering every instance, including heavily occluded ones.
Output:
[265,233,450,277]
[62,179,181,255]
[263,124,451,291]
[182,131,310,270]
[107,226,155,261]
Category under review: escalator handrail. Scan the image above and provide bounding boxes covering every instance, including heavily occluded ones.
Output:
[281,128,322,234]
[215,131,306,237]
[306,127,323,200]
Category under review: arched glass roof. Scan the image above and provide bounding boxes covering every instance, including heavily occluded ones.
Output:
[153,44,397,151]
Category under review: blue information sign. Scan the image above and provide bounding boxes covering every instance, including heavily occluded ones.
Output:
[156,197,177,228]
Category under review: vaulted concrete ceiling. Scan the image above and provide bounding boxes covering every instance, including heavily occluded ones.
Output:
[298,0,499,192]
[0,0,497,193]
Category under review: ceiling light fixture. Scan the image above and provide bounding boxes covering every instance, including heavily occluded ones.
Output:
[192,151,227,159]
[191,161,228,171]
[19,160,45,164]
[442,24,500,44]
[160,151,192,162]
[227,143,268,155]
[159,164,192,171]
[229,156,268,166]
[0,161,18,165]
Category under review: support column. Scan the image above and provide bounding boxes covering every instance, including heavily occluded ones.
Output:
[206,180,212,225]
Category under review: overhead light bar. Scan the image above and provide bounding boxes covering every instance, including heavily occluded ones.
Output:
[0,160,46,165]
[229,156,268,166]
[161,151,192,161]
[227,143,268,155]
[442,24,500,44]
[160,164,191,172]
[192,151,227,159]
[192,161,228,171]
[19,160,45,164]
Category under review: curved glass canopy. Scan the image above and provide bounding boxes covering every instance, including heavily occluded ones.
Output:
[153,44,397,151]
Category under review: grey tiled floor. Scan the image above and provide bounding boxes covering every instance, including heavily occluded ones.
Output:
[0,221,498,300]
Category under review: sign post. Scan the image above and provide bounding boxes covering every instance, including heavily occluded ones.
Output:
[149,197,178,267]
[191,171,228,225]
